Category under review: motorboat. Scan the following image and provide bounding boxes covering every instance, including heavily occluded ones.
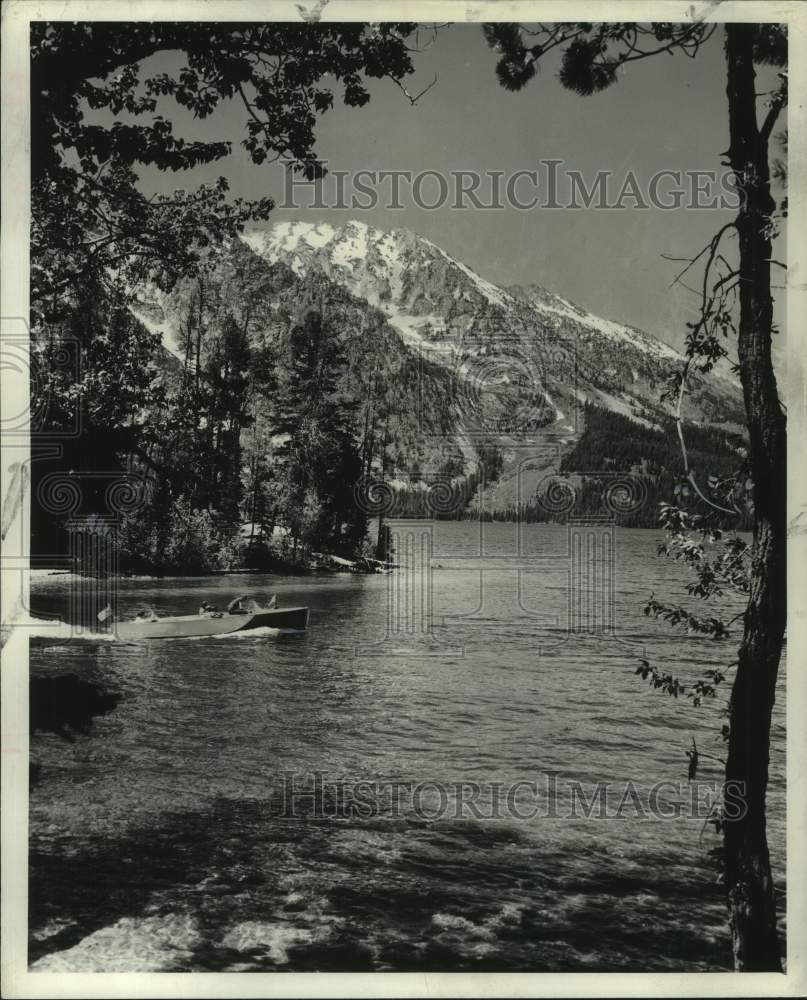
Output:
[114,603,309,641]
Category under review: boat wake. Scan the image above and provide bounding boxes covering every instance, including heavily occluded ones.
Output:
[118,626,305,643]
[20,621,300,644]
[213,626,306,640]
[11,618,119,642]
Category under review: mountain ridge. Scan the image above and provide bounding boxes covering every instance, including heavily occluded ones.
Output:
[134,218,746,516]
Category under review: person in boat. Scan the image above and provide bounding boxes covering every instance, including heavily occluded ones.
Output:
[227,594,277,614]
[227,594,249,615]
[134,607,158,623]
[198,601,220,617]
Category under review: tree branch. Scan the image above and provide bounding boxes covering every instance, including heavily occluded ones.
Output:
[389,73,438,106]
[759,80,787,144]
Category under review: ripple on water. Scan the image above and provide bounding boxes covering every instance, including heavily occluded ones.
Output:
[27,524,784,972]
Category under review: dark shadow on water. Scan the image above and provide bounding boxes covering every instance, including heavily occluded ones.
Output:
[30,674,121,742]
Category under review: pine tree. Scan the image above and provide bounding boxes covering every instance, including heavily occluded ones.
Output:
[269,310,365,554]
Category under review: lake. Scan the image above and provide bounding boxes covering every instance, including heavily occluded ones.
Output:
[28,521,786,972]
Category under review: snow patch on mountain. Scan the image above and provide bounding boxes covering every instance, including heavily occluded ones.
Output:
[240,219,742,435]
[419,234,511,309]
[330,221,369,266]
[574,386,658,430]
[455,430,480,474]
[542,389,566,424]
[244,222,460,359]
[523,295,680,362]
[375,302,455,359]
[129,298,182,360]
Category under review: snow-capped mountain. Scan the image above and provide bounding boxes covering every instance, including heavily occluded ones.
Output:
[243,219,742,429]
[244,220,679,364]
[243,220,512,359]
[136,219,745,514]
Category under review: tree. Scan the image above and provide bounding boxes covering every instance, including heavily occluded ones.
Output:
[484,21,787,970]
[30,21,420,566]
[31,21,418,316]
[268,310,365,554]
[29,271,166,555]
[717,25,786,971]
[200,312,253,521]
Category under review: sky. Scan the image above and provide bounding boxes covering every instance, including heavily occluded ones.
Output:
[132,23,786,352]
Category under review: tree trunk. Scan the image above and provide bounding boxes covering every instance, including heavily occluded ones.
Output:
[195,281,204,401]
[723,24,786,972]
[249,453,259,542]
[375,422,391,558]
[375,522,390,563]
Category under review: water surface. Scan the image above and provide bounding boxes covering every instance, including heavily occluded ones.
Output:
[28,522,786,971]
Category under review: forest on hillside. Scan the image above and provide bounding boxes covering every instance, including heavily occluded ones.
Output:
[459,404,752,529]
[31,253,751,573]
[30,246,471,574]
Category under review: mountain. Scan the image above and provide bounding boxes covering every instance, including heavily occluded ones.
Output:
[241,220,744,509]
[135,219,745,518]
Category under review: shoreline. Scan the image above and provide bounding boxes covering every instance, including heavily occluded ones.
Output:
[27,565,380,583]
[28,568,332,583]
[28,522,692,585]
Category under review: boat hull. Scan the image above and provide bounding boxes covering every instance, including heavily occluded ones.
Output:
[114,606,309,641]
